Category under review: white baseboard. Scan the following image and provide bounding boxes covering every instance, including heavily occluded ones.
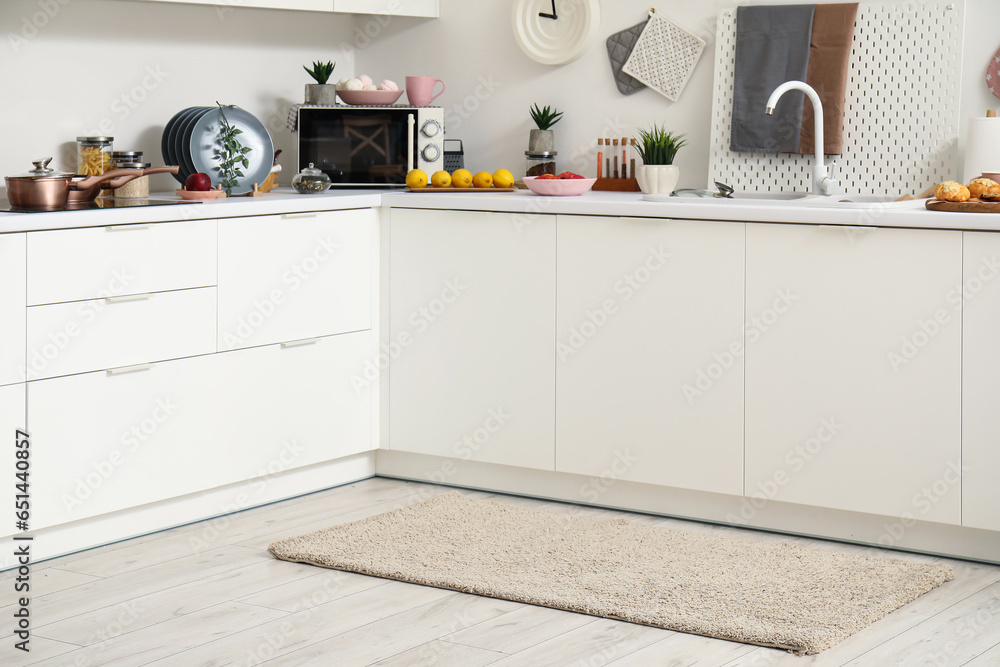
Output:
[375,450,1000,564]
[3,452,376,569]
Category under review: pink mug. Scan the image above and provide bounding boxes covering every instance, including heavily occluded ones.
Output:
[406,76,445,106]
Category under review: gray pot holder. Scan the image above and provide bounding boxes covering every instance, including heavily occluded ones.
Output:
[607,19,649,95]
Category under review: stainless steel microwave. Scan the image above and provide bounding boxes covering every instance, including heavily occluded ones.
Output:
[297,106,445,187]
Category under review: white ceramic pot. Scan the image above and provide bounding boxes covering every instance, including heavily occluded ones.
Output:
[634,165,679,195]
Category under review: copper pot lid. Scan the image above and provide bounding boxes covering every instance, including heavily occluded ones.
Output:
[9,158,75,181]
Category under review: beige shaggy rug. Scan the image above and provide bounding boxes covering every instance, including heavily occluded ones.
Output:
[268,491,953,654]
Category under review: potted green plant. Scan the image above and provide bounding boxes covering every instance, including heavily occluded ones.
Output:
[634,124,687,195]
[528,103,563,153]
[304,60,337,105]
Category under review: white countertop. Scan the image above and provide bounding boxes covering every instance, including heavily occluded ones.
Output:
[3,186,1000,233]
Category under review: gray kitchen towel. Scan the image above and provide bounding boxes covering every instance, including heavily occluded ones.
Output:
[607,19,649,95]
[730,4,815,153]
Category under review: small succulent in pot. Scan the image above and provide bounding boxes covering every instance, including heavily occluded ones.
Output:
[633,124,687,195]
[303,60,338,105]
[634,124,687,165]
[303,60,337,85]
[528,103,563,153]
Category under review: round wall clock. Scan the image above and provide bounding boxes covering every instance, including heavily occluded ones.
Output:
[512,0,601,66]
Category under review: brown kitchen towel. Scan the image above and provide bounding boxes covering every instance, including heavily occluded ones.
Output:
[798,3,858,155]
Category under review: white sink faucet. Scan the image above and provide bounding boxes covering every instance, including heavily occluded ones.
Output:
[765,81,841,196]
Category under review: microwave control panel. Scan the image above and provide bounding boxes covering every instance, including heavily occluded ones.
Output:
[416,109,445,173]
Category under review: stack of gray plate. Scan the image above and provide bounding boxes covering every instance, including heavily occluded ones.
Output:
[161,106,274,194]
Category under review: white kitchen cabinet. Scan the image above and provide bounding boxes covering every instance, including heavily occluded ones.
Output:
[333,0,438,17]
[120,0,439,16]
[388,208,556,470]
[961,231,1000,531]
[744,223,962,524]
[25,287,217,381]
[0,383,26,540]
[0,233,26,386]
[27,220,216,306]
[29,331,372,529]
[555,216,745,496]
[122,0,334,12]
[218,210,374,351]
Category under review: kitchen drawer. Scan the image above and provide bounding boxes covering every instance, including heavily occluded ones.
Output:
[218,209,374,350]
[28,330,372,529]
[0,233,26,385]
[27,219,217,305]
[25,287,216,380]
[0,383,26,539]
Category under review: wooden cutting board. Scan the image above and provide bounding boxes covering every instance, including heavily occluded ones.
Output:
[406,187,518,193]
[925,198,1000,213]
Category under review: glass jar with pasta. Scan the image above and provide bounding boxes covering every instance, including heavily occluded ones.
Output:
[76,136,114,175]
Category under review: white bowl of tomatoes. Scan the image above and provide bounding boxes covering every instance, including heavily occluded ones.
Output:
[523,172,596,196]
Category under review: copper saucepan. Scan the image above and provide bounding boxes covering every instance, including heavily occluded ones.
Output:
[5,158,180,208]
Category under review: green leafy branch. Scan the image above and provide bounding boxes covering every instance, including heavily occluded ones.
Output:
[215,102,252,196]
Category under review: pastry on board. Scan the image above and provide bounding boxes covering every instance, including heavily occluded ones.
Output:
[967,178,1000,198]
[935,181,970,202]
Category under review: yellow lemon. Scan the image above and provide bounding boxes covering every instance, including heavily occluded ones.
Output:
[472,171,493,188]
[430,170,452,187]
[492,168,514,188]
[405,169,428,188]
[451,168,473,188]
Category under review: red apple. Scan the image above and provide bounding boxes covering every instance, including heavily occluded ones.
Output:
[558,171,585,179]
[185,172,212,191]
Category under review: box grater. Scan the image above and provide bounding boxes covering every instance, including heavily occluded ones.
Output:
[443,139,464,171]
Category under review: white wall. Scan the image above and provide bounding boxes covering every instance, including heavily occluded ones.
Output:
[1,0,995,195]
[356,0,994,190]
[0,0,357,194]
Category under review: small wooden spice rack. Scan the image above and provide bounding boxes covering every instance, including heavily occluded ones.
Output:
[593,178,640,192]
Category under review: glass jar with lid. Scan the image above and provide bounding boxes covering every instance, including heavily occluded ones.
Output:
[112,161,152,198]
[77,136,113,175]
[292,163,332,194]
[525,150,557,178]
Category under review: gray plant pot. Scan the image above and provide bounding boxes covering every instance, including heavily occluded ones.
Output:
[305,84,338,106]
[528,129,555,153]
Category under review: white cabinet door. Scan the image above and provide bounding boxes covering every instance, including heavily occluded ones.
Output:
[0,233,26,386]
[555,216,745,496]
[0,383,26,539]
[388,208,555,469]
[961,232,1000,531]
[745,223,962,524]
[29,331,372,529]
[218,210,374,351]
[333,0,438,17]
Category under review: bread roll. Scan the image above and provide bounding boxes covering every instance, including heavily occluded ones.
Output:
[967,178,1000,198]
[938,181,971,202]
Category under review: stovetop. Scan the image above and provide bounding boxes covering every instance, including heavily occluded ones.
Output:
[0,198,202,213]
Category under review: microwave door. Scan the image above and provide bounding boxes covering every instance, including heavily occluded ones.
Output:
[299,108,413,186]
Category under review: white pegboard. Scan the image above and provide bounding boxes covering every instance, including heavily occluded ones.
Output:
[709,2,964,195]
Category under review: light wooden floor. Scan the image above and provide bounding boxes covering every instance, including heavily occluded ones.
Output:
[2,477,999,666]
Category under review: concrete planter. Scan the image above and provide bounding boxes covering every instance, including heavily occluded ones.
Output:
[305,84,338,105]
[528,129,555,153]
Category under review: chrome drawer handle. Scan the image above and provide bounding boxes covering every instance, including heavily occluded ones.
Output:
[105,293,152,304]
[107,363,153,376]
[105,224,151,232]
[280,338,320,349]
[281,212,320,220]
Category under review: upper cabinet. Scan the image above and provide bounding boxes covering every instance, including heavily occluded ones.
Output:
[333,0,438,16]
[124,0,439,17]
